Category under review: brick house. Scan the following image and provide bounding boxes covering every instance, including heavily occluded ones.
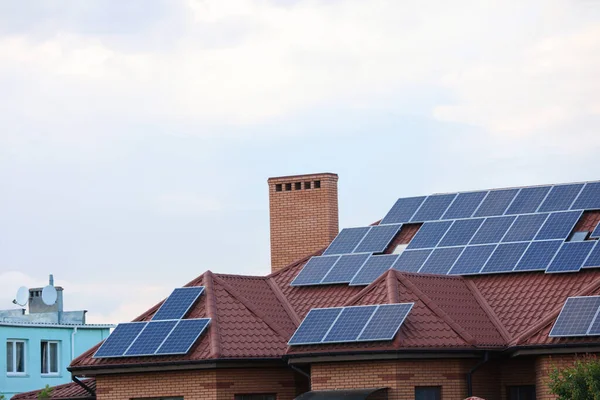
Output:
[13,173,600,400]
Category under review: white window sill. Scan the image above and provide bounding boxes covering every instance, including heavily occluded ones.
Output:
[7,373,28,378]
[41,373,61,378]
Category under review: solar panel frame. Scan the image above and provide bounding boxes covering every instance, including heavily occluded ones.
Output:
[290,255,340,286]
[480,242,529,274]
[505,186,551,215]
[441,191,488,220]
[288,308,343,345]
[571,182,600,210]
[151,287,205,321]
[392,249,433,273]
[350,254,399,286]
[410,194,457,222]
[469,216,516,245]
[323,227,371,255]
[549,296,600,337]
[358,303,414,342]
[155,318,211,355]
[538,183,585,212]
[354,224,402,253]
[438,218,484,247]
[419,247,464,274]
[473,189,519,217]
[125,320,179,356]
[514,240,562,272]
[448,245,496,275]
[583,241,600,269]
[406,221,453,250]
[323,306,378,343]
[502,213,549,243]
[591,223,600,239]
[586,306,600,336]
[380,196,426,225]
[93,322,147,358]
[321,253,370,284]
[535,211,582,241]
[546,241,595,274]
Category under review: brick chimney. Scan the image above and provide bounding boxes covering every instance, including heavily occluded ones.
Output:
[268,173,339,273]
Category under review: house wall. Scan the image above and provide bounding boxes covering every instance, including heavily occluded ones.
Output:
[534,353,598,400]
[0,325,109,399]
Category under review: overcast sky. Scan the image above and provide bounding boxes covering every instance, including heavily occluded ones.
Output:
[1,0,599,324]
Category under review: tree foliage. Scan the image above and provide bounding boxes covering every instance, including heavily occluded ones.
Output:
[549,358,600,400]
[38,384,54,400]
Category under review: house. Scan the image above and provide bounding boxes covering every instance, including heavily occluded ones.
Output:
[12,173,600,400]
[0,277,112,399]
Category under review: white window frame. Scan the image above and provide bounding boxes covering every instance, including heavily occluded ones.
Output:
[41,340,60,376]
[6,339,27,376]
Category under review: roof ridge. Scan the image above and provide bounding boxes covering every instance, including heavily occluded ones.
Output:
[212,274,292,339]
[395,272,477,346]
[511,274,600,346]
[386,270,400,303]
[267,277,301,327]
[204,271,221,358]
[464,280,511,343]
[343,270,391,306]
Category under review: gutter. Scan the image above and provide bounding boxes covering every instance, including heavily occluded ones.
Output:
[466,351,490,397]
[72,376,96,398]
[71,326,78,360]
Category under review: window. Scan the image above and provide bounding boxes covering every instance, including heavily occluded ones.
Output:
[415,387,441,400]
[41,341,59,375]
[508,385,536,400]
[235,394,276,400]
[6,340,26,375]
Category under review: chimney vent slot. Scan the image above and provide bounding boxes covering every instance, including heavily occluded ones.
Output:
[275,184,283,192]
[285,183,292,191]
[304,181,312,189]
[314,180,321,189]
[295,182,302,190]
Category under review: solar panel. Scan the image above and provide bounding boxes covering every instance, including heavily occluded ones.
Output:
[419,247,464,274]
[381,196,426,225]
[350,254,398,285]
[469,216,515,245]
[156,318,210,355]
[288,308,342,345]
[354,224,402,253]
[358,303,413,341]
[505,186,551,215]
[535,211,582,241]
[449,245,496,275]
[406,221,453,250]
[323,227,371,255]
[550,296,600,337]
[546,241,595,273]
[152,287,204,321]
[323,306,377,343]
[586,307,600,336]
[442,191,487,220]
[571,182,600,210]
[321,253,370,284]
[438,219,484,247]
[410,194,456,222]
[514,240,562,272]
[290,255,340,286]
[473,189,519,217]
[583,242,600,268]
[125,320,178,356]
[481,242,529,274]
[502,213,549,243]
[538,183,584,212]
[94,322,147,358]
[392,249,432,273]
[591,222,600,239]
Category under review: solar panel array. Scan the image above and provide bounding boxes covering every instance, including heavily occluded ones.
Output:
[95,286,208,358]
[550,296,600,337]
[288,303,413,345]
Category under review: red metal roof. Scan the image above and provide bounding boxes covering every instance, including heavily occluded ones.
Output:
[11,379,95,400]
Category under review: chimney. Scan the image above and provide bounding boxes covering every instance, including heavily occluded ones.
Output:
[268,173,339,273]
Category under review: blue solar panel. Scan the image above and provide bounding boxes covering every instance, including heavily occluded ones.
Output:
[442,191,487,220]
[591,223,600,239]
[407,221,453,250]
[358,303,413,341]
[322,254,370,284]
[94,322,147,358]
[323,306,377,343]
[156,318,210,355]
[438,219,484,247]
[410,194,456,222]
[351,255,398,285]
[583,242,600,268]
[474,189,519,217]
[381,196,426,224]
[291,255,340,286]
[419,247,464,274]
[323,227,371,255]
[514,240,562,271]
[288,308,342,345]
[152,287,204,321]
[535,211,582,241]
[469,216,515,245]
[546,241,595,273]
[449,245,496,275]
[125,320,178,356]
[502,213,549,243]
[571,182,600,210]
[550,296,600,337]
[505,186,551,215]
[481,242,529,274]
[392,249,432,273]
[538,184,584,212]
[586,305,600,336]
[354,224,402,253]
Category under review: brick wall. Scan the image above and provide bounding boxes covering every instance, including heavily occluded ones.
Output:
[95,367,302,400]
[268,173,339,272]
[535,353,598,400]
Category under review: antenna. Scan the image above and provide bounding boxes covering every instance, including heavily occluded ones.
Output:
[14,286,29,307]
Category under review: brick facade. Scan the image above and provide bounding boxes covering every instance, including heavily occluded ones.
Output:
[268,173,339,272]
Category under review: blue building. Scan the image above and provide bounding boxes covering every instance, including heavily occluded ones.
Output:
[0,278,111,399]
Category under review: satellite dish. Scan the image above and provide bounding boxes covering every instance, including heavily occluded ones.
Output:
[42,285,57,306]
[15,287,29,307]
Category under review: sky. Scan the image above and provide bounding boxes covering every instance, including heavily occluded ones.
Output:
[1,0,599,324]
